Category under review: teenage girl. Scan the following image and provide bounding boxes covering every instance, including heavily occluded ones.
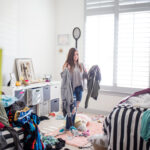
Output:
[63,47,87,113]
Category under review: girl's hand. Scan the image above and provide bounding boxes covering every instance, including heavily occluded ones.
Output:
[63,63,70,70]
[72,107,76,114]
[65,63,71,70]
[67,64,71,70]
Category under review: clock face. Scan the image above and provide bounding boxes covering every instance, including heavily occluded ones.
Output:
[73,27,81,39]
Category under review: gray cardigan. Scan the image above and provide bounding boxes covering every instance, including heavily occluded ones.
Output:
[61,69,74,116]
[85,65,101,109]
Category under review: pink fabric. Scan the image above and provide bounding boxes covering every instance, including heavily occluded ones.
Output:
[0,122,4,129]
[47,121,103,147]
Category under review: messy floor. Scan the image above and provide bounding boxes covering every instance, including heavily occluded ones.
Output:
[38,112,104,150]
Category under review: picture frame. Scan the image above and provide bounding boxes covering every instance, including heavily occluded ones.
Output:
[57,34,70,45]
[15,58,36,82]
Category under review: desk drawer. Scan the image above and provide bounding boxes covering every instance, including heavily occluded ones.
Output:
[43,85,50,101]
[37,101,49,116]
[50,98,59,112]
[27,87,43,106]
[50,84,60,100]
[15,89,26,103]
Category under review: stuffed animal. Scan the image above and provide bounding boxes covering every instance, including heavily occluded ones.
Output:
[74,114,91,132]
[75,119,87,131]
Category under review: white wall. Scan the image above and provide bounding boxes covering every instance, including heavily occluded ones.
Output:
[54,0,85,80]
[0,0,56,85]
[79,91,128,114]
[54,0,129,113]
[0,0,128,113]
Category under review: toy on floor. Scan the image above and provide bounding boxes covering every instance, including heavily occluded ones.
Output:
[49,112,56,117]
[79,130,90,137]
[75,114,91,132]
[92,114,104,122]
[70,126,79,137]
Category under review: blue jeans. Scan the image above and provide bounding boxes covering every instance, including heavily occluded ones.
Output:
[66,86,83,130]
[73,86,83,102]
[65,102,76,130]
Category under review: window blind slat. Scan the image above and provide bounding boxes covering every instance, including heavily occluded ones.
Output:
[119,0,150,5]
[86,0,115,15]
[87,2,115,10]
[117,11,150,88]
[85,0,150,92]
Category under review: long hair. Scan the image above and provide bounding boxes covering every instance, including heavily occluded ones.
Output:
[64,48,82,72]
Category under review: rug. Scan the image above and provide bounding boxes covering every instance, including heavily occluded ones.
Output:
[46,121,103,147]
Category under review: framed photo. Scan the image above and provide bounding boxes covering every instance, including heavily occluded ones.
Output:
[15,58,36,82]
[57,34,70,45]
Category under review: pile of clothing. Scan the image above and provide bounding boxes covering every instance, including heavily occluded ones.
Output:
[0,99,24,150]
[5,100,44,150]
[41,135,65,150]
[1,95,67,150]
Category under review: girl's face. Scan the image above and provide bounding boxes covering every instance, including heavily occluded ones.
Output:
[73,51,79,62]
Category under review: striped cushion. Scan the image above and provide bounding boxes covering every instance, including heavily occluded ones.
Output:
[1,127,24,150]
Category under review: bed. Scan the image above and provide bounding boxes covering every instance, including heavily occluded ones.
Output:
[103,88,150,150]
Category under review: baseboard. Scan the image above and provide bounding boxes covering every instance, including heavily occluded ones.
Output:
[78,107,110,115]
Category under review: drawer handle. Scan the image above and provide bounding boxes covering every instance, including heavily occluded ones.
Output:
[54,86,57,88]
[36,90,40,92]
[54,100,57,103]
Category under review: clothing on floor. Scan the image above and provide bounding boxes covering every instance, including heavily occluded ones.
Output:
[141,110,150,141]
[42,135,58,146]
[5,101,44,150]
[61,68,74,117]
[6,101,33,127]
[23,113,44,150]
[14,107,32,121]
[39,116,49,121]
[56,115,65,120]
[42,135,65,150]
[10,101,26,114]
[85,65,101,109]
[55,138,65,149]
[0,122,4,129]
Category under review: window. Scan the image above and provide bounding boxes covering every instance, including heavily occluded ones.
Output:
[85,0,150,93]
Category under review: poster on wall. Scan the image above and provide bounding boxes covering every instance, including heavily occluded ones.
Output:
[15,58,36,82]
